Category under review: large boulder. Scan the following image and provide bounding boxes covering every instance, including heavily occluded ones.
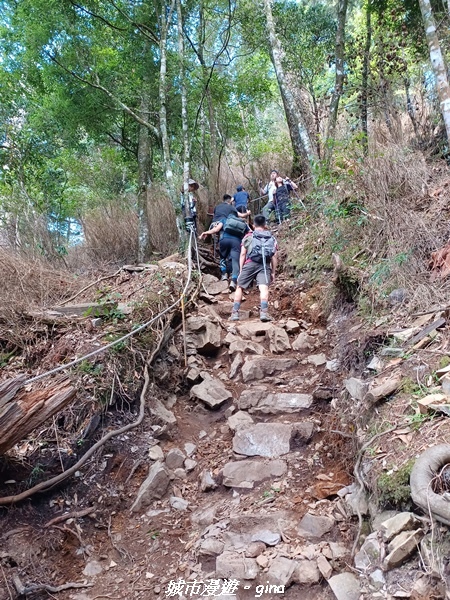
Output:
[241,357,297,383]
[233,423,293,458]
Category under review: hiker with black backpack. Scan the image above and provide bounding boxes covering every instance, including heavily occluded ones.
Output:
[200,197,250,291]
[230,214,278,322]
[274,175,298,221]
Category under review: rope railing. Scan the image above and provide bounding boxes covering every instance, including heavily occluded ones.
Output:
[25,229,197,386]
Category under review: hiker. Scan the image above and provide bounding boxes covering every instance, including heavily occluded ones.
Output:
[233,185,250,214]
[230,214,278,322]
[200,201,250,291]
[274,176,298,221]
[259,170,278,221]
[180,178,199,231]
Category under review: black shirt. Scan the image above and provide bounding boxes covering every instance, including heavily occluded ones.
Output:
[213,202,238,221]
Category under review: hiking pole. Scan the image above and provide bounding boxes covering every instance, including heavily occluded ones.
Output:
[292,189,306,210]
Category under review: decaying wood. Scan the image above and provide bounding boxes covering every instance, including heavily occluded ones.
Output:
[407,316,446,347]
[0,377,76,455]
[0,375,26,411]
[364,372,403,406]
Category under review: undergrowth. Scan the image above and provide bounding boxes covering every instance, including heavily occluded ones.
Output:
[285,137,450,314]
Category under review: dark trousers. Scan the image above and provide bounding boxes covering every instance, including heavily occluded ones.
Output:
[219,236,241,281]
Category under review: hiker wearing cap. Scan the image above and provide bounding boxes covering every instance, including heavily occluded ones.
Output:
[200,195,250,291]
[180,178,199,230]
[274,176,298,221]
[230,214,278,322]
[233,185,250,214]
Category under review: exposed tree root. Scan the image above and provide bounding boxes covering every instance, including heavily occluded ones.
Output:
[12,572,93,596]
[410,443,450,526]
[351,423,398,558]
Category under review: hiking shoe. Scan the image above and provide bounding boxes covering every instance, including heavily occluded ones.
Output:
[220,273,228,281]
[260,311,273,322]
[229,311,240,322]
[229,279,237,292]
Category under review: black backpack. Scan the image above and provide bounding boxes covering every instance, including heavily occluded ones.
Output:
[247,230,276,264]
[223,214,247,238]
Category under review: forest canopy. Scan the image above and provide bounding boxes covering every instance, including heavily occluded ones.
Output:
[0,0,448,262]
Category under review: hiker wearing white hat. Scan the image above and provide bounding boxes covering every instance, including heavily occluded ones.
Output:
[180,178,199,231]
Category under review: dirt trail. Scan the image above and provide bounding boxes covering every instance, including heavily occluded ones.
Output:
[0,277,356,600]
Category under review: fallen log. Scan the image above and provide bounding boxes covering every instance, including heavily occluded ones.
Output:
[0,376,76,455]
[364,372,403,406]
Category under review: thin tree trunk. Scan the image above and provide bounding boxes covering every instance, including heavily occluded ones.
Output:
[177,0,189,242]
[325,0,349,156]
[405,77,419,136]
[159,0,176,192]
[137,39,153,262]
[419,0,450,141]
[262,0,312,176]
[360,2,371,155]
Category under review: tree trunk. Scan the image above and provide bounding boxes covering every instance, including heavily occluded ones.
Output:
[360,2,371,155]
[405,77,419,137]
[177,0,189,242]
[325,0,349,156]
[262,0,312,176]
[0,376,76,455]
[159,0,176,193]
[137,80,152,261]
[418,0,450,141]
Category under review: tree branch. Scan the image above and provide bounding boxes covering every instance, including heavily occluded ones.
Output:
[69,1,128,32]
[47,53,160,139]
[107,0,159,44]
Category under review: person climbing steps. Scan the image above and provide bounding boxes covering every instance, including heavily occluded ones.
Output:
[230,214,278,322]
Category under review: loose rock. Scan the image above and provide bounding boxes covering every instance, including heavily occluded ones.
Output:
[222,459,287,488]
[267,556,297,587]
[380,512,420,542]
[251,530,281,546]
[165,448,185,470]
[169,496,189,510]
[267,326,291,354]
[229,353,243,379]
[215,552,259,580]
[241,357,297,383]
[199,538,224,557]
[285,319,300,334]
[227,410,254,432]
[383,528,424,570]
[200,470,217,492]
[292,332,315,351]
[328,572,360,600]
[149,445,164,461]
[131,462,171,512]
[229,339,265,356]
[293,559,321,585]
[317,554,333,579]
[190,376,233,408]
[298,513,335,539]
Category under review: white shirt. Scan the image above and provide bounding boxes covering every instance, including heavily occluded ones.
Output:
[263,181,277,202]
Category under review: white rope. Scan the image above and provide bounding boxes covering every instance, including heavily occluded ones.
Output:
[25,230,195,386]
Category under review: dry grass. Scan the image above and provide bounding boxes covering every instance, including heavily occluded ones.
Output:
[0,247,90,351]
[81,204,139,265]
[146,186,179,254]
[287,141,450,313]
